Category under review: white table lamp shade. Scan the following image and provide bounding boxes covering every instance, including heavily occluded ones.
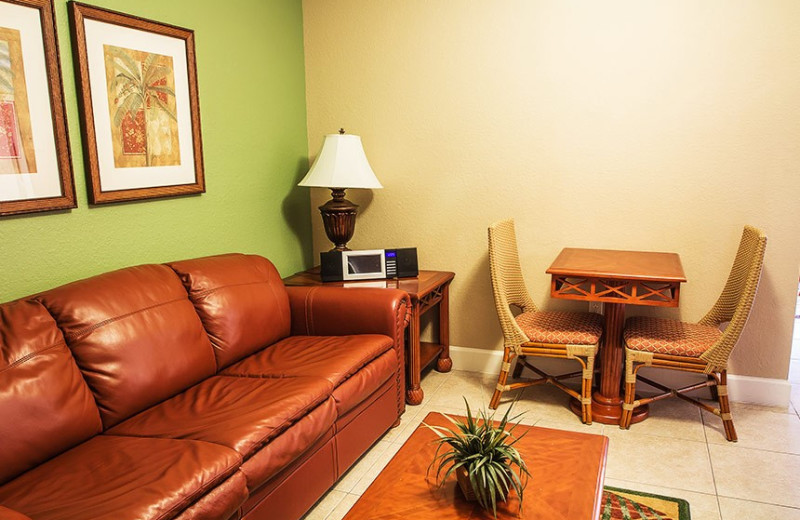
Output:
[299,134,382,189]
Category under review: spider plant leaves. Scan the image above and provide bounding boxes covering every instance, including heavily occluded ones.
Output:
[423,398,530,519]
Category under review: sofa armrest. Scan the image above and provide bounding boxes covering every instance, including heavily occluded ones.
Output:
[0,507,32,520]
[286,286,410,339]
[286,286,411,416]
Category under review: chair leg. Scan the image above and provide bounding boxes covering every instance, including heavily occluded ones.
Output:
[717,370,737,442]
[490,347,514,410]
[512,355,526,378]
[579,355,595,425]
[708,374,719,401]
[619,357,638,430]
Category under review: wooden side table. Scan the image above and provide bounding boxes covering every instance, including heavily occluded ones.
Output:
[283,267,455,405]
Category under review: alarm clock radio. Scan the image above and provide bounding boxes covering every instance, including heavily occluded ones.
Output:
[320,248,418,282]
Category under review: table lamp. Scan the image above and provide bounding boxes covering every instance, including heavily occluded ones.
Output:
[299,129,382,251]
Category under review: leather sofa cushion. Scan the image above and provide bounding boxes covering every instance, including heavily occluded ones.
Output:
[331,349,397,416]
[239,398,336,491]
[38,264,217,428]
[222,334,394,415]
[0,299,101,485]
[108,375,334,458]
[168,254,291,369]
[222,334,393,387]
[172,471,248,520]
[0,506,31,520]
[0,436,243,520]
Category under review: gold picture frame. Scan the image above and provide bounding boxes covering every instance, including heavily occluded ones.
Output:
[69,2,204,204]
[0,0,75,216]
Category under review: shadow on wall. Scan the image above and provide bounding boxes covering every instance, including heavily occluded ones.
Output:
[728,265,787,377]
[455,250,596,351]
[282,158,315,268]
[458,253,500,350]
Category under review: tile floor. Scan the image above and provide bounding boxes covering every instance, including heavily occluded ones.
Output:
[304,360,800,520]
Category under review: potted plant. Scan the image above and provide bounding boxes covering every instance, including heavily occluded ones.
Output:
[423,399,530,518]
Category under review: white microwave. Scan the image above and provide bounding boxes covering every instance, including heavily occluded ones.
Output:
[320,248,418,282]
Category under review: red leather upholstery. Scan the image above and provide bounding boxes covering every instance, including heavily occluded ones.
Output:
[223,334,397,416]
[331,349,397,416]
[0,254,409,520]
[38,264,216,428]
[168,254,291,369]
[222,334,391,385]
[287,286,409,339]
[0,436,243,520]
[286,285,410,416]
[239,400,336,489]
[173,471,248,520]
[109,375,334,458]
[0,299,101,485]
[0,507,32,520]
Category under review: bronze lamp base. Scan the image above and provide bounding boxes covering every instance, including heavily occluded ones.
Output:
[319,188,358,251]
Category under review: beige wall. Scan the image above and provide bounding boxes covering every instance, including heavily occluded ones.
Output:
[303,0,800,380]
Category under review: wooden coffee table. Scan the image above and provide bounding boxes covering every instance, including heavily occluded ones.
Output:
[343,412,608,519]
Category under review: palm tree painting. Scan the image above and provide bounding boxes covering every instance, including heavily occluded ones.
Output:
[0,40,16,161]
[0,40,12,93]
[0,27,36,174]
[103,45,181,168]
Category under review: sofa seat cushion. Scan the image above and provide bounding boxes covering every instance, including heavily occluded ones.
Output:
[108,375,334,458]
[221,334,395,415]
[222,334,392,387]
[0,435,243,520]
[331,349,398,416]
[239,398,336,491]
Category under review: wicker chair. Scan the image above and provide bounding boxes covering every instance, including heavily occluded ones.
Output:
[487,219,603,423]
[620,225,767,441]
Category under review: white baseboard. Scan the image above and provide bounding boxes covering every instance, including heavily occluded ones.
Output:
[448,345,791,408]
[726,374,792,407]
[449,345,504,374]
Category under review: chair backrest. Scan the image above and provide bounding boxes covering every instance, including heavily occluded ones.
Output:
[488,219,537,348]
[698,225,767,371]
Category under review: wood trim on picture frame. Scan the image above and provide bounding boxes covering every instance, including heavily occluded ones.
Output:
[0,0,76,216]
[69,1,204,204]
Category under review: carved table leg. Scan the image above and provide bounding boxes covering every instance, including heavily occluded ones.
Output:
[406,301,424,405]
[583,302,648,424]
[435,282,452,373]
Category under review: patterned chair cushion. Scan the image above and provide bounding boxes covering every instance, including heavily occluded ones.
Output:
[515,311,603,345]
[624,316,722,358]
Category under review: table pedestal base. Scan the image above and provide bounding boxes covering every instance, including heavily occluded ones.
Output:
[569,394,649,425]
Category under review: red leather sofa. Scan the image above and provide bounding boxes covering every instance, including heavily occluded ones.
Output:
[0,253,410,520]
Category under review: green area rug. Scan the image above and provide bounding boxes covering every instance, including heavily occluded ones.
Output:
[601,486,691,520]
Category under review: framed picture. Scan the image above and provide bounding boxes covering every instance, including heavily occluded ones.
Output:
[0,0,75,216]
[69,2,204,204]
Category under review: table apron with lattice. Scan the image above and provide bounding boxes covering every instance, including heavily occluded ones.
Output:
[551,276,681,307]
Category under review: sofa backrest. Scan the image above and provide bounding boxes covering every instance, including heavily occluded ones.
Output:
[37,264,217,428]
[167,254,291,369]
[0,299,102,485]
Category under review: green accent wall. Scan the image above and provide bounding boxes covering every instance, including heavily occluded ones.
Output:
[0,0,311,302]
